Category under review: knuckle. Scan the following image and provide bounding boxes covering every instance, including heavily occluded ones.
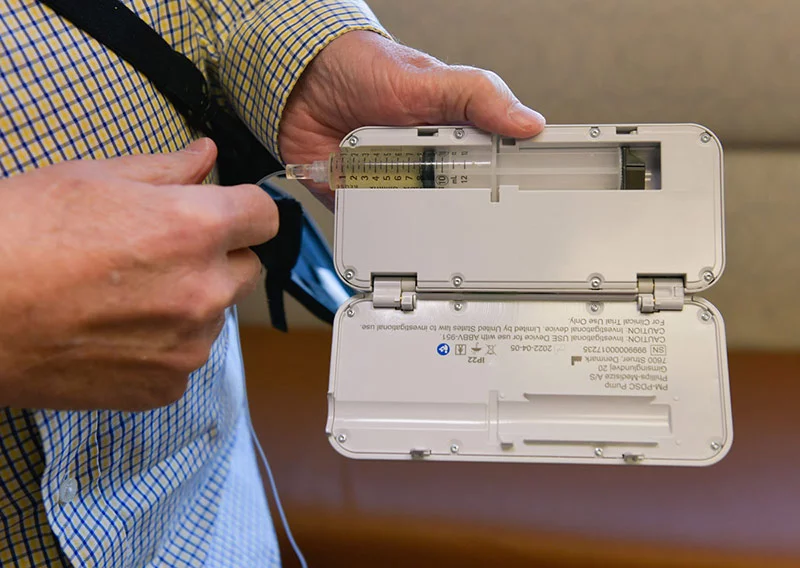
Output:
[184,201,228,236]
[165,199,223,254]
[133,369,190,409]
[155,372,191,405]
[237,254,263,298]
[452,65,503,92]
[236,183,265,205]
[405,52,441,72]
[132,155,174,183]
[181,276,233,324]
[171,326,224,377]
[176,344,213,375]
[247,250,263,280]
[393,42,443,72]
[160,338,219,384]
[474,68,503,91]
[148,156,181,182]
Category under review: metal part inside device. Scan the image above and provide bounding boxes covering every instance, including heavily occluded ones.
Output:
[287,136,660,192]
[324,124,731,468]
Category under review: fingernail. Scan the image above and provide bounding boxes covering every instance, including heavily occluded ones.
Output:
[182,138,210,154]
[508,102,546,130]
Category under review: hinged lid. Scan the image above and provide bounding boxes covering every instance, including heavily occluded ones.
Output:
[333,124,725,296]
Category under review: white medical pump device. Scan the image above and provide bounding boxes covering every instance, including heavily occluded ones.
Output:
[315,123,731,467]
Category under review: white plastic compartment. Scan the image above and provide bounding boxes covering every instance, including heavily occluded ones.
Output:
[326,124,731,466]
[327,295,731,465]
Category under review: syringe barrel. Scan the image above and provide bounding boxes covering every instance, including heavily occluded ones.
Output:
[326,143,657,191]
[329,147,493,189]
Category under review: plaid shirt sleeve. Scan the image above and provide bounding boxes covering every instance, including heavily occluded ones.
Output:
[216,0,392,162]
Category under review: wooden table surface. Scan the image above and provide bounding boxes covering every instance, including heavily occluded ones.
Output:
[241,326,800,568]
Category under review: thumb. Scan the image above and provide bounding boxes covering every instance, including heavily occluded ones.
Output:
[104,138,218,185]
[426,66,546,138]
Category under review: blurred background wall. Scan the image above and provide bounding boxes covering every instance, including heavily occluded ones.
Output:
[238,0,799,350]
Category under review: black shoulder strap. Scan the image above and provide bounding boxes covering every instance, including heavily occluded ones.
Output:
[38,0,324,332]
[38,0,282,181]
[41,0,211,127]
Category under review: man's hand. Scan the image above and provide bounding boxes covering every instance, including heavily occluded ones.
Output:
[278,30,546,208]
[0,139,278,411]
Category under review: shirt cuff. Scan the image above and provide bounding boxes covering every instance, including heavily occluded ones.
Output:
[218,0,392,163]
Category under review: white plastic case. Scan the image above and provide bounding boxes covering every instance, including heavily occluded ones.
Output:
[326,124,732,466]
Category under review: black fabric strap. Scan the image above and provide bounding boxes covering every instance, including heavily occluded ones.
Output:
[41,0,214,130]
[249,193,304,331]
[39,0,309,331]
[38,0,283,179]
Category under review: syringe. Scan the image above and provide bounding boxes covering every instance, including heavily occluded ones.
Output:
[286,143,658,191]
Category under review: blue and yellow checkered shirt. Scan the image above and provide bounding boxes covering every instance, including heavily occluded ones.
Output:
[0,1,387,566]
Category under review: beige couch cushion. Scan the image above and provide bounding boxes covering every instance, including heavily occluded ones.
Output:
[367,0,800,147]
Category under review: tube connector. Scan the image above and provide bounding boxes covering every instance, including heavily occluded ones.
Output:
[286,160,328,183]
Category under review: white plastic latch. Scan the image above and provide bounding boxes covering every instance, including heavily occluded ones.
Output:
[372,276,417,311]
[637,277,685,313]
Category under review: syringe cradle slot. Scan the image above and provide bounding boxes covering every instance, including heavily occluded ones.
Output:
[335,130,661,191]
[326,124,732,467]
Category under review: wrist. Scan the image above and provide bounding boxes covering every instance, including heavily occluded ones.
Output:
[219,1,393,163]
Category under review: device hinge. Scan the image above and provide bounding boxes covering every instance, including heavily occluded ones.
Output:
[372,276,417,311]
[637,277,685,313]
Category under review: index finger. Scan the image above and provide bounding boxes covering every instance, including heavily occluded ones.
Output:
[192,183,281,251]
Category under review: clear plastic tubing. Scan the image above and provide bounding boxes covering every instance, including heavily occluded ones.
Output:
[286,145,657,190]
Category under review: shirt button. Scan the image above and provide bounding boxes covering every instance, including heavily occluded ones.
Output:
[59,478,78,504]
